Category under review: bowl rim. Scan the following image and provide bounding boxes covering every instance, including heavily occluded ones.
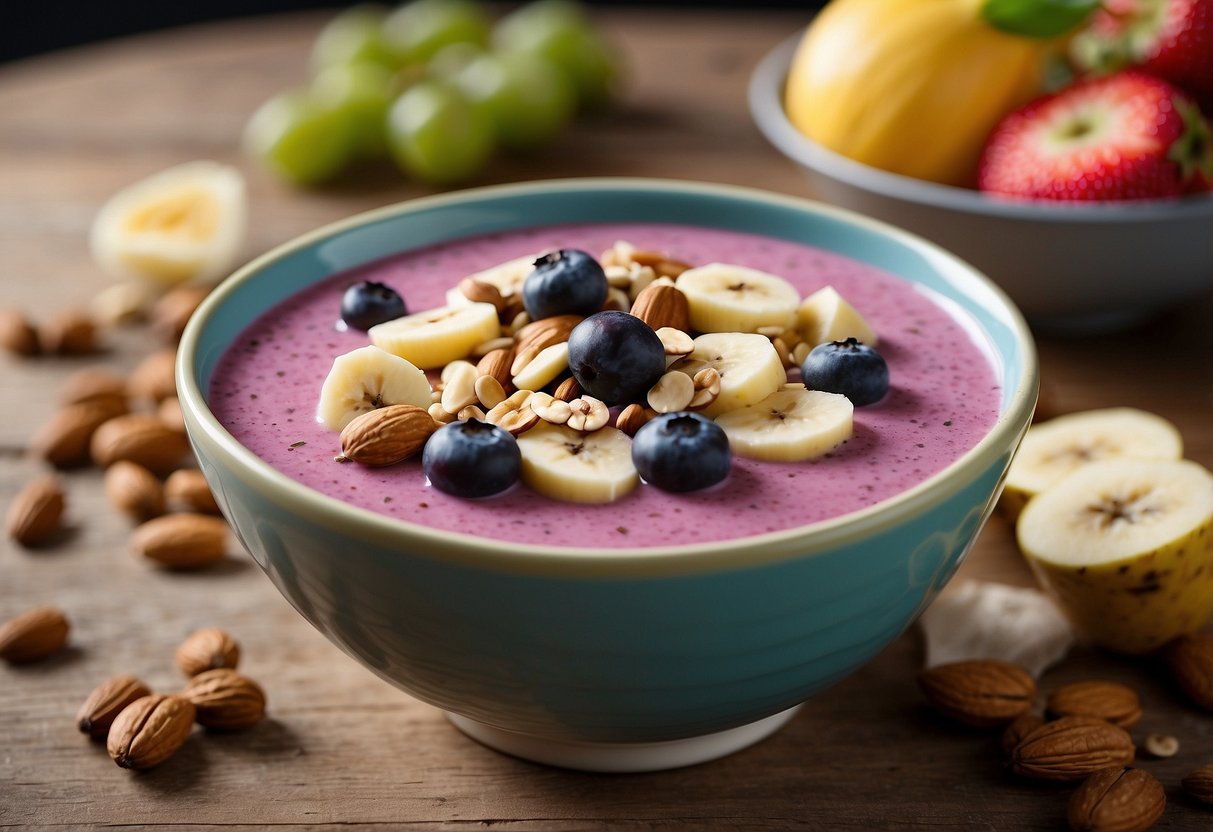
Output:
[177,177,1038,578]
[749,32,1213,223]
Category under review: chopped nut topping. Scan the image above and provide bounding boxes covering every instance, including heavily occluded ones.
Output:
[689,367,722,409]
[474,375,507,410]
[656,326,694,356]
[566,396,609,432]
[648,370,695,413]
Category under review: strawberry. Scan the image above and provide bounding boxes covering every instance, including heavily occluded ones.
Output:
[978,71,1213,201]
[1074,0,1213,107]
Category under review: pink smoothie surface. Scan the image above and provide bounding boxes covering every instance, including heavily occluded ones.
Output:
[209,223,1001,549]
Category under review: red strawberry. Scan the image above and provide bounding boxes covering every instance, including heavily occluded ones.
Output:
[978,71,1213,201]
[1075,0,1213,107]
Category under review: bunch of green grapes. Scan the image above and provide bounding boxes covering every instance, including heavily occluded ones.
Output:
[244,0,615,186]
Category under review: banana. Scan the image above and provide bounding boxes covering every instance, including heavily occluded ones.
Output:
[369,302,500,369]
[797,286,877,347]
[445,252,541,307]
[512,342,569,392]
[1017,458,1213,655]
[90,160,247,288]
[714,388,853,462]
[1002,408,1183,520]
[515,423,638,503]
[673,332,787,418]
[316,345,432,431]
[675,263,800,333]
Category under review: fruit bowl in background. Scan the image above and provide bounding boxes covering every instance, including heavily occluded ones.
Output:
[750,34,1213,334]
[176,179,1036,772]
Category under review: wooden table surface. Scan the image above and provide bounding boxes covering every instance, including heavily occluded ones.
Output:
[2,8,1212,830]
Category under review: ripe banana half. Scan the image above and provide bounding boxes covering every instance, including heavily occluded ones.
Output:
[515,423,638,504]
[369,302,500,369]
[675,263,800,333]
[1018,458,1213,655]
[797,286,876,347]
[1002,408,1183,520]
[90,160,247,288]
[714,388,853,462]
[675,332,787,418]
[316,345,432,431]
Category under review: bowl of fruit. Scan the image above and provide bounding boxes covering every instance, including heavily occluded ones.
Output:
[177,178,1036,772]
[749,0,1213,333]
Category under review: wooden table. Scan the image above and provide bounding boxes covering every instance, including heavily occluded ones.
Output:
[2,8,1211,830]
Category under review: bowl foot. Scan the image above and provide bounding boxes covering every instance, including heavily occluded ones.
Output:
[446,705,802,773]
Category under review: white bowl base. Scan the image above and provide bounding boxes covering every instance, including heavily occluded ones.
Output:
[446,704,803,773]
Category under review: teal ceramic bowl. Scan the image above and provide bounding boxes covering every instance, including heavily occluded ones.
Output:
[177,179,1037,772]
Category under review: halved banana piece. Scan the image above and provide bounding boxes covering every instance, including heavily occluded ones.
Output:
[1002,408,1183,520]
[90,160,247,288]
[369,302,500,369]
[317,345,432,431]
[1017,458,1213,655]
[797,286,876,347]
[516,423,638,504]
[676,332,787,418]
[675,263,799,333]
[714,388,853,462]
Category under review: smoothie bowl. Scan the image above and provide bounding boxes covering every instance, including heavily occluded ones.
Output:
[177,179,1037,772]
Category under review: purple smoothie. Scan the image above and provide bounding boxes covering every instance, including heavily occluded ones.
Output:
[209,223,1001,549]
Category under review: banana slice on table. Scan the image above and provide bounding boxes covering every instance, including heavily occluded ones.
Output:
[369,302,500,369]
[1001,407,1183,520]
[90,160,247,288]
[797,286,877,347]
[675,263,799,333]
[1017,458,1213,655]
[714,388,853,462]
[516,423,638,503]
[446,252,542,307]
[317,345,432,431]
[673,332,787,418]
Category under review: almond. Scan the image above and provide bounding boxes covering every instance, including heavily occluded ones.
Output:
[164,469,220,514]
[175,627,240,677]
[630,283,690,333]
[615,403,652,437]
[1010,716,1136,781]
[5,474,66,546]
[1163,633,1213,712]
[513,314,582,358]
[457,277,507,316]
[76,675,152,739]
[106,694,196,769]
[60,367,128,408]
[0,309,41,356]
[0,606,70,663]
[339,404,437,466]
[1000,712,1046,756]
[553,376,582,402]
[127,348,178,404]
[158,396,186,433]
[104,461,165,520]
[31,398,129,468]
[475,347,515,391]
[629,249,693,278]
[90,412,190,474]
[152,286,209,343]
[131,513,228,569]
[917,660,1036,727]
[182,668,267,730]
[40,310,98,355]
[1047,680,1142,729]
[1067,768,1165,832]
[1182,764,1213,806]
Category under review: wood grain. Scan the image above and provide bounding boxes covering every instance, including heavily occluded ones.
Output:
[1,8,1212,831]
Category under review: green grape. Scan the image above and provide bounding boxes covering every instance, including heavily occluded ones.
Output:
[451,51,575,151]
[426,41,486,81]
[310,5,397,72]
[492,0,615,109]
[312,62,396,158]
[386,81,495,184]
[382,0,491,67]
[243,90,358,186]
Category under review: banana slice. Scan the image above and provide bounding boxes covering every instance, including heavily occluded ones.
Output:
[369,302,500,369]
[797,286,877,347]
[512,342,569,392]
[90,161,247,288]
[1002,408,1183,520]
[516,423,638,503]
[675,332,787,418]
[714,388,853,462]
[675,263,799,333]
[317,345,432,431]
[445,252,542,307]
[1017,458,1213,655]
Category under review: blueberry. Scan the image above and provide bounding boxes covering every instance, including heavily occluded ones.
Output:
[631,412,731,493]
[566,311,666,405]
[521,249,609,320]
[422,419,521,498]
[341,281,407,330]
[800,338,889,406]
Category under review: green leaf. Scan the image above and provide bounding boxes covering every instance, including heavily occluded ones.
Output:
[981,0,1102,38]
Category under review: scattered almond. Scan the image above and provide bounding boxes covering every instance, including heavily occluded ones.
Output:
[131,513,228,569]
[428,402,456,424]
[60,368,128,408]
[76,675,152,739]
[5,474,66,546]
[1010,716,1136,782]
[105,461,165,520]
[182,668,267,731]
[630,283,690,332]
[40,310,97,355]
[127,349,178,404]
[484,390,539,435]
[917,659,1035,727]
[513,314,581,359]
[1000,712,1046,756]
[158,396,186,433]
[474,374,507,410]
[339,404,437,466]
[175,627,240,677]
[553,376,582,402]
[615,403,652,437]
[1182,764,1213,806]
[152,286,208,343]
[1164,634,1213,712]
[1066,768,1165,832]
[1047,680,1142,729]
[30,398,129,468]
[0,606,69,663]
[458,277,506,316]
[90,412,191,474]
[0,309,41,356]
[106,694,196,769]
[475,347,515,391]
[566,396,609,432]
[164,469,220,514]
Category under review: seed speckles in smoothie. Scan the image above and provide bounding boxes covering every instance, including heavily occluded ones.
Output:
[209,223,1001,549]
